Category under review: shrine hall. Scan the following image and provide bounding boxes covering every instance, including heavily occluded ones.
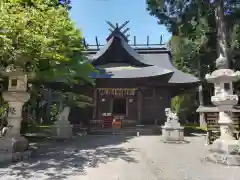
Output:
[83,22,200,128]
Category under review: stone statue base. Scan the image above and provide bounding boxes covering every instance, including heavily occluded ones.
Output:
[52,106,73,139]
[162,126,184,142]
[52,120,73,139]
[162,108,184,143]
[206,138,240,166]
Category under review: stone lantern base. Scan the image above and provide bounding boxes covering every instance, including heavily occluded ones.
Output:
[206,138,240,166]
[0,136,32,163]
[205,110,240,166]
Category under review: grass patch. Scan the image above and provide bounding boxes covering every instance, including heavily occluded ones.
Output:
[24,124,51,134]
[24,125,52,143]
[37,125,51,128]
[184,124,207,131]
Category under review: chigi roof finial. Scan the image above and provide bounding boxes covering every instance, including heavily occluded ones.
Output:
[106,21,130,42]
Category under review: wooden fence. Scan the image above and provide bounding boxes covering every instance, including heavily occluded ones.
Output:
[197,106,240,144]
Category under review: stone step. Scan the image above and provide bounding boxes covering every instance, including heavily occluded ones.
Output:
[89,128,161,136]
[89,131,137,136]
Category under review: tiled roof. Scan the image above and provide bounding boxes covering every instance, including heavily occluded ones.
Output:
[103,65,173,79]
[142,53,200,83]
[85,32,200,84]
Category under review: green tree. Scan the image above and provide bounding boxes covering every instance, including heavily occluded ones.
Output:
[0,0,95,130]
[147,0,240,75]
[147,0,240,121]
[2,0,72,9]
[0,0,94,84]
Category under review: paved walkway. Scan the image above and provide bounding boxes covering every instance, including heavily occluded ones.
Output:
[0,135,240,180]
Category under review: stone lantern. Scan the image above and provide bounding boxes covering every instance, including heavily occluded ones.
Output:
[0,67,31,161]
[205,0,240,165]
[206,59,240,165]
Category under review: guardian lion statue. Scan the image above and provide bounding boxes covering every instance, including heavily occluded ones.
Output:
[58,106,70,121]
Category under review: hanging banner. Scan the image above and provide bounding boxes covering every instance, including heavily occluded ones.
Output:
[98,88,137,96]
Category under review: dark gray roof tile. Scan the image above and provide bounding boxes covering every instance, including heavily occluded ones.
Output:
[103,65,173,79]
[142,53,200,83]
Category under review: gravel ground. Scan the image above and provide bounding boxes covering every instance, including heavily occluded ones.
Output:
[0,135,239,180]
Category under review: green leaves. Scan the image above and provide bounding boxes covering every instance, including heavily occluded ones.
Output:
[147,0,240,73]
[171,91,197,118]
[148,0,240,111]
[0,0,94,85]
[58,91,93,108]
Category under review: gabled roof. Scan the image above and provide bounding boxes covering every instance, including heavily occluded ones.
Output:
[89,35,149,66]
[85,30,200,84]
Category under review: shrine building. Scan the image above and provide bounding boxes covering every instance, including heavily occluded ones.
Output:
[84,22,200,128]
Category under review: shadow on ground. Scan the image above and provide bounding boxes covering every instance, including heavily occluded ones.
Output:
[0,135,138,180]
[184,127,206,137]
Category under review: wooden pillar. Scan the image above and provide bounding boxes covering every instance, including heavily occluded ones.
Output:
[137,89,142,125]
[153,87,158,125]
[93,89,97,120]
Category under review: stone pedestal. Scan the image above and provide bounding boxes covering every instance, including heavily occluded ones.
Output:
[205,68,240,166]
[52,106,73,139]
[162,108,184,143]
[162,127,184,142]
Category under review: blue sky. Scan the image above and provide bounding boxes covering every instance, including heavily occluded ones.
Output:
[69,0,171,46]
